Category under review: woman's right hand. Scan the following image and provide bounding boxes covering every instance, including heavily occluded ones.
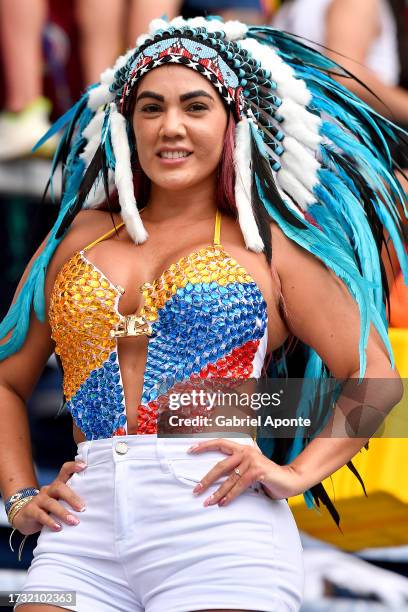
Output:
[11,461,87,536]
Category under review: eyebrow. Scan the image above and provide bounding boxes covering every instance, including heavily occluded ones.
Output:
[135,90,215,103]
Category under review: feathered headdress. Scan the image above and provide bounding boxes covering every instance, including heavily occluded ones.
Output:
[1,16,407,524]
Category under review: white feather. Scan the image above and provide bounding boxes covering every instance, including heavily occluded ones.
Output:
[79,112,116,210]
[234,118,265,253]
[281,136,320,192]
[81,115,102,143]
[89,49,135,111]
[79,113,104,201]
[111,48,135,76]
[272,169,307,217]
[279,98,321,148]
[238,36,323,209]
[109,106,148,244]
[100,68,115,86]
[84,169,116,210]
[276,168,316,210]
[88,83,115,111]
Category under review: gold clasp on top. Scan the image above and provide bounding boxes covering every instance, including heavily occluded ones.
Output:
[110,314,154,338]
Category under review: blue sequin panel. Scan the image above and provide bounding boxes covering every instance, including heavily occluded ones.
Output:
[66,351,126,440]
[141,281,267,405]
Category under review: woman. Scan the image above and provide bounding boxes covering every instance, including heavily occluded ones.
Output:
[1,16,407,612]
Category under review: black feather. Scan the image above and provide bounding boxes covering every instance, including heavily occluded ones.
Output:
[55,145,104,238]
[310,482,342,531]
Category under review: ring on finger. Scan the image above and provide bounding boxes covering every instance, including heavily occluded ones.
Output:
[234,467,241,477]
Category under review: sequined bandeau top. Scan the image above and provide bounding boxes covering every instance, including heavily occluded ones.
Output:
[49,210,268,440]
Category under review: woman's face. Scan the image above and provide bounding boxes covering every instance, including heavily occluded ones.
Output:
[132,65,228,192]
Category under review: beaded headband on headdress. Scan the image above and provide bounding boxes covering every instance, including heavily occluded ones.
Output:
[1,16,408,526]
[120,36,245,117]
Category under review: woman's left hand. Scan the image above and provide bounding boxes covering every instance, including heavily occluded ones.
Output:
[187,438,303,507]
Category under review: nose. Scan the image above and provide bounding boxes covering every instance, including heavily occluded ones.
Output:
[159,108,187,139]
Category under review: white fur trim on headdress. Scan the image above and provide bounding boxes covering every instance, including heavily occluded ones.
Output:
[109,105,148,244]
[88,83,115,112]
[136,33,150,47]
[148,18,171,35]
[184,16,209,29]
[88,49,135,111]
[169,16,188,28]
[148,16,247,43]
[234,117,265,253]
[222,20,248,41]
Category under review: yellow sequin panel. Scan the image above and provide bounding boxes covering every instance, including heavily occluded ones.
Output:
[140,245,253,322]
[49,252,121,401]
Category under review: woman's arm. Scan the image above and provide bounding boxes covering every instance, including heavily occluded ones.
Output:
[271,223,403,494]
[0,233,56,502]
[0,212,107,534]
[0,209,109,501]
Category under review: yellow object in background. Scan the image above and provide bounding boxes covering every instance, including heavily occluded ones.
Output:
[390,271,408,328]
[389,327,408,377]
[289,328,408,547]
[291,492,408,551]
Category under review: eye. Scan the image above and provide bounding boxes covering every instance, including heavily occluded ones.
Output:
[140,104,162,113]
[187,103,208,112]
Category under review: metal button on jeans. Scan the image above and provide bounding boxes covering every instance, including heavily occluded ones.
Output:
[115,441,128,455]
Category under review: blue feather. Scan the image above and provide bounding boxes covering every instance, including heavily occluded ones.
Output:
[32,95,87,152]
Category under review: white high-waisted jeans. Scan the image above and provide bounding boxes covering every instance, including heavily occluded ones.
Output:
[15,434,304,612]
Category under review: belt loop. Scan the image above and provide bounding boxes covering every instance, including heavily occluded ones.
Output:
[155,436,171,472]
[77,440,91,465]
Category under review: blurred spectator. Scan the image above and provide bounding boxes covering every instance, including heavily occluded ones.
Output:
[76,0,277,86]
[183,0,271,25]
[76,0,183,85]
[0,0,57,160]
[273,0,408,126]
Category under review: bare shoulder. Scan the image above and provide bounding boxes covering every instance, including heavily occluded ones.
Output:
[44,209,122,307]
[66,209,122,247]
[50,209,122,268]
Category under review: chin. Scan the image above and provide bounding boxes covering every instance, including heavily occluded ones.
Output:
[153,174,205,191]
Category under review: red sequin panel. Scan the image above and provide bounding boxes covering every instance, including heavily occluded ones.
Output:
[135,339,260,434]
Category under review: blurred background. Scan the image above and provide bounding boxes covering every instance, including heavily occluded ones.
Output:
[0,1,407,610]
